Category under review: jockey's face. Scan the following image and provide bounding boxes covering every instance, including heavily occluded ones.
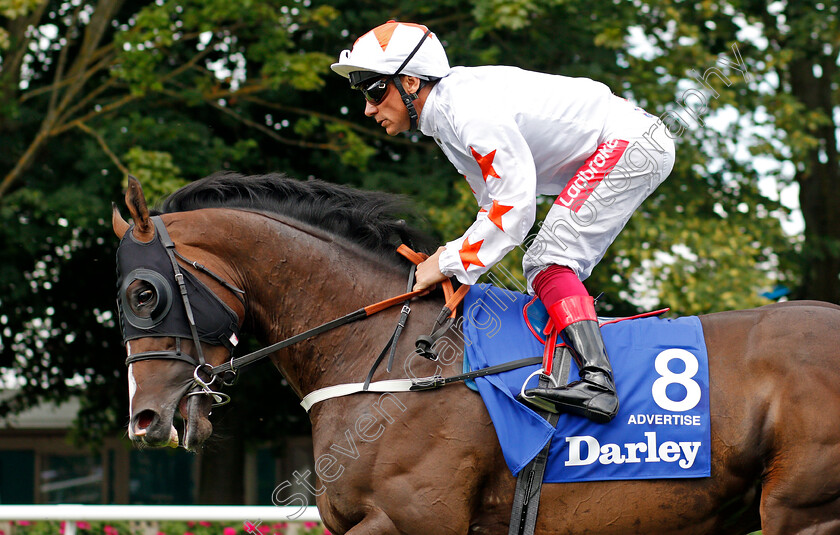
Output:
[364,75,421,136]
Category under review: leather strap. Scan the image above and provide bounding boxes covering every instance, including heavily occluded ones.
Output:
[363,267,415,390]
[301,379,421,412]
[301,356,543,412]
[508,345,571,535]
[386,268,416,372]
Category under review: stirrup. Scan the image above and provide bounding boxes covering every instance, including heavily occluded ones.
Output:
[518,368,561,413]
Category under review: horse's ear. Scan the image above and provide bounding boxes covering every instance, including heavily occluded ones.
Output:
[125,175,154,242]
[112,202,130,239]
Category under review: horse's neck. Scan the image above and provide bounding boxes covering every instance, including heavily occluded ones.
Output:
[223,210,440,399]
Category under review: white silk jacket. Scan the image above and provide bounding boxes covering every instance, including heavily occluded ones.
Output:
[418,65,648,285]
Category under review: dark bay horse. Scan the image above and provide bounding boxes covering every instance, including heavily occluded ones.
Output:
[114,172,840,534]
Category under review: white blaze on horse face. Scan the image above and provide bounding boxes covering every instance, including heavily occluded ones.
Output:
[127,357,137,416]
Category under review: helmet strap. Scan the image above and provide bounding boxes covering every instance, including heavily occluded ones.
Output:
[391,75,420,130]
[390,28,432,132]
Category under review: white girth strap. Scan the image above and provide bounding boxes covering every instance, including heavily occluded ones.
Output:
[300,378,435,412]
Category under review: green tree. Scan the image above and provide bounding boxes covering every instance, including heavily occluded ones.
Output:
[611,0,838,304]
[0,0,348,502]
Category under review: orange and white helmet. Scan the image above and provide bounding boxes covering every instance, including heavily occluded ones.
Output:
[331,21,450,84]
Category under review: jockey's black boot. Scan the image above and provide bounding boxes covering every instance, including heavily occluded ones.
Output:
[525,296,619,423]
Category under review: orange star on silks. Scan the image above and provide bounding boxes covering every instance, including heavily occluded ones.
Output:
[487,200,514,231]
[470,147,501,181]
[459,237,486,272]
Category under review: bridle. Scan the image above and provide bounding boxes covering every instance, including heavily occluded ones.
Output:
[118,215,465,407]
[120,216,246,405]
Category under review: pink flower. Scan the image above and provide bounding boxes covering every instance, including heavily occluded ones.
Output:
[77,521,91,530]
[323,530,332,535]
[104,526,118,535]
[223,528,237,535]
[199,521,211,527]
[17,521,32,526]
[304,522,318,529]
[184,532,194,535]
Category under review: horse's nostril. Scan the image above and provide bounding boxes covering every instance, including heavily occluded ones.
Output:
[135,410,155,430]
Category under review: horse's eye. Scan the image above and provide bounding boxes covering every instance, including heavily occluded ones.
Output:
[128,280,159,316]
[120,270,171,328]
[138,289,154,305]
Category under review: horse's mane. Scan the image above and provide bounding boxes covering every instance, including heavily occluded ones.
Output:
[156,172,435,264]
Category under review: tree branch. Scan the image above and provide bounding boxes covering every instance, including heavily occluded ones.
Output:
[1,5,223,199]
[157,86,339,151]
[191,91,342,152]
[0,129,48,198]
[0,0,126,200]
[20,43,115,103]
[54,42,215,131]
[75,122,130,176]
[0,0,50,124]
[1,0,50,80]
[54,67,118,126]
[240,95,432,149]
[47,1,85,121]
[1,89,139,199]
[188,63,434,149]
[54,0,126,120]
[50,93,141,136]
[20,25,213,104]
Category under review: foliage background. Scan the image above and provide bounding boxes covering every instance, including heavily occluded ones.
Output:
[1,0,837,502]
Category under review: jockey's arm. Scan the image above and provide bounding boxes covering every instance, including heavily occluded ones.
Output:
[437,115,538,286]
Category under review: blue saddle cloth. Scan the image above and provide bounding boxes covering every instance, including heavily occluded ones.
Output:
[462,284,711,483]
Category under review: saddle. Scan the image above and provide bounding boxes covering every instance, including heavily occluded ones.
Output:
[459,284,711,535]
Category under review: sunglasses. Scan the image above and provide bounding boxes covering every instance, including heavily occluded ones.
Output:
[359,77,392,104]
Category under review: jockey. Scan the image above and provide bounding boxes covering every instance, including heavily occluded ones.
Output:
[331,21,675,424]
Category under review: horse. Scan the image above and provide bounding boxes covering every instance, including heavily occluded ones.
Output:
[113,172,840,534]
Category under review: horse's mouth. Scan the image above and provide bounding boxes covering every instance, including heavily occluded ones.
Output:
[130,389,214,450]
[178,393,213,451]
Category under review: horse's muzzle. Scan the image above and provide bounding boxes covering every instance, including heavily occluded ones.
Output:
[130,408,179,448]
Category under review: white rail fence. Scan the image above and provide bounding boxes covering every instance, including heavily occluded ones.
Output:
[0,505,322,534]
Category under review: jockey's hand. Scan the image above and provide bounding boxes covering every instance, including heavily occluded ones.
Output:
[413,246,449,292]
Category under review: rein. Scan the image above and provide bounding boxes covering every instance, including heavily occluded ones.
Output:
[208,245,469,381]
[123,216,536,410]
[209,273,430,378]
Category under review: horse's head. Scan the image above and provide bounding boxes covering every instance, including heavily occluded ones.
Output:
[114,177,244,451]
